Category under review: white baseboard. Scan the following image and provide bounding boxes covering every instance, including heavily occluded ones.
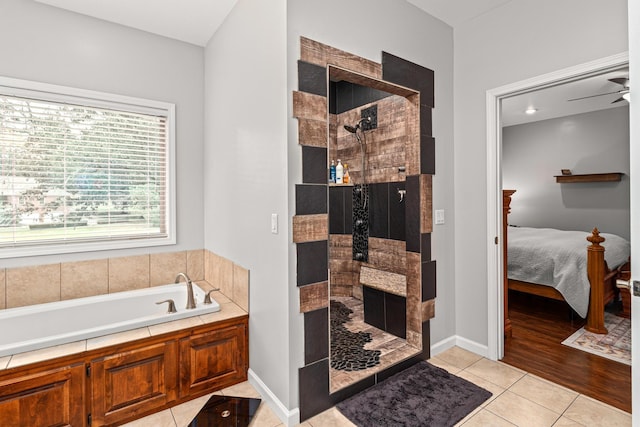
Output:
[247,369,300,427]
[430,335,490,359]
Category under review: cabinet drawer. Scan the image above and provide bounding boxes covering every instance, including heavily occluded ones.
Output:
[90,341,178,426]
[0,363,85,427]
[179,322,248,397]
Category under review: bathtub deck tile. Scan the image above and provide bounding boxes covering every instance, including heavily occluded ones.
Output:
[0,356,10,370]
[86,327,152,351]
[198,302,247,324]
[147,316,204,336]
[7,340,87,369]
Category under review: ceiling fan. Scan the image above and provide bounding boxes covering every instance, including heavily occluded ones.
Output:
[568,77,630,103]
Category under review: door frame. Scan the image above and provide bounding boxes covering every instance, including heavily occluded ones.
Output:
[485,52,630,361]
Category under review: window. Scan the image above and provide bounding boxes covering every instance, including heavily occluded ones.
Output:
[0,77,175,258]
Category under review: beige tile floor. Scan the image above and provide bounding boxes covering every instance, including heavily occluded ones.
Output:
[125,346,631,427]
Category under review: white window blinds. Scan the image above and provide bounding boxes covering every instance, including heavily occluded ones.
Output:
[0,79,175,257]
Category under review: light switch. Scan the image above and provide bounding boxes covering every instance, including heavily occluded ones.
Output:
[271,213,278,234]
[434,209,445,225]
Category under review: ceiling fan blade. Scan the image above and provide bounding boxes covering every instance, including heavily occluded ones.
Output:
[612,97,626,104]
[609,77,629,87]
[568,91,621,101]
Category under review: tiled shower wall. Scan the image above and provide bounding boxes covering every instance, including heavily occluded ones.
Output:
[293,37,436,421]
[0,249,249,312]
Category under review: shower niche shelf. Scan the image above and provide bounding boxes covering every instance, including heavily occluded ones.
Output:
[329,183,355,187]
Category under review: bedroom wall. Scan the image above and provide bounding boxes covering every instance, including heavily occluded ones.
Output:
[0,0,205,268]
[502,106,630,240]
[454,0,628,349]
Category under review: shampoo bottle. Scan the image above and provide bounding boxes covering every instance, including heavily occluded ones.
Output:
[336,159,344,184]
[329,160,336,183]
[343,163,350,184]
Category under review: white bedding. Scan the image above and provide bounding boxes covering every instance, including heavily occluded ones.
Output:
[507,226,630,318]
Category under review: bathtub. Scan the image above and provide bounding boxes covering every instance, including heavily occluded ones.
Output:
[0,282,221,358]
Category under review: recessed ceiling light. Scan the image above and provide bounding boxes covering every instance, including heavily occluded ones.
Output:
[525,107,538,115]
[623,92,630,102]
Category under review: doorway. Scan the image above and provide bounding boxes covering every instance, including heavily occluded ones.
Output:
[486,53,631,411]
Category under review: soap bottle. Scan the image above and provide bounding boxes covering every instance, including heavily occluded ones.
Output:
[343,163,350,184]
[336,159,344,184]
[329,160,336,183]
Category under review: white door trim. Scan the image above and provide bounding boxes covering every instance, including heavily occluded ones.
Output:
[485,52,630,361]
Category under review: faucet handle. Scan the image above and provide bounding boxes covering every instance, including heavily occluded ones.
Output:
[204,288,220,304]
[156,299,177,313]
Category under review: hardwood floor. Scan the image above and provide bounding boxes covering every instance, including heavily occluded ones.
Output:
[501,290,631,413]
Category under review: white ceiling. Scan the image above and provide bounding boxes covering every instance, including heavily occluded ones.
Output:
[34,0,238,46]
[406,0,513,27]
[33,0,629,125]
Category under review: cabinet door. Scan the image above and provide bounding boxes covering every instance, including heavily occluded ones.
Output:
[0,363,85,427]
[90,341,178,426]
[179,321,248,397]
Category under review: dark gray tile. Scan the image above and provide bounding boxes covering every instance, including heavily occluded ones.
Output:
[303,146,328,184]
[405,176,420,253]
[299,359,331,421]
[420,106,432,137]
[305,308,329,364]
[385,293,406,339]
[296,184,327,215]
[381,52,434,107]
[297,240,328,286]
[421,233,432,262]
[389,182,406,241]
[420,136,435,175]
[329,186,345,234]
[368,183,388,239]
[363,286,385,330]
[422,260,437,301]
[298,60,327,97]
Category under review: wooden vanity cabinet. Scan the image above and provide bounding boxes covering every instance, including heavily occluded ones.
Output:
[0,315,248,427]
[90,341,178,426]
[0,363,85,427]
[179,320,248,397]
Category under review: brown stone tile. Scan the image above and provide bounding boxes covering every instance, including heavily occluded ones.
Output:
[422,299,435,321]
[293,214,328,243]
[150,251,187,286]
[298,118,328,148]
[233,263,249,312]
[7,263,61,308]
[0,269,5,309]
[61,259,109,300]
[187,250,205,281]
[293,91,326,121]
[406,252,421,333]
[301,36,382,79]
[205,251,234,299]
[299,281,329,313]
[420,174,433,233]
[108,255,150,293]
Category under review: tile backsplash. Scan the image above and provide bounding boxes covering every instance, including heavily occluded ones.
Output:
[0,249,249,311]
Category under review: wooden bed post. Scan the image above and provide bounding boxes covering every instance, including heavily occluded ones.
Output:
[586,228,608,334]
[503,190,516,338]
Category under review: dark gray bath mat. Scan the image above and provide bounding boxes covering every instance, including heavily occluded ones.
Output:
[336,361,492,426]
[186,395,261,426]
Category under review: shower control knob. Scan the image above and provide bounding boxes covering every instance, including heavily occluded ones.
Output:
[354,252,365,261]
[355,219,365,229]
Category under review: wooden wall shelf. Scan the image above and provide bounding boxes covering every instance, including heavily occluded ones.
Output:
[554,173,624,183]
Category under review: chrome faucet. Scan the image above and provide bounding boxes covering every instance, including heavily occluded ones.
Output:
[175,272,197,309]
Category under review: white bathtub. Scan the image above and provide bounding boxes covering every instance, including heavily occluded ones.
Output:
[0,282,221,357]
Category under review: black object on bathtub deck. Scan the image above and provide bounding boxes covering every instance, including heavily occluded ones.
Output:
[187,395,261,427]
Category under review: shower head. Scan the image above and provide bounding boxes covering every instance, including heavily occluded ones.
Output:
[344,124,358,133]
[343,117,371,134]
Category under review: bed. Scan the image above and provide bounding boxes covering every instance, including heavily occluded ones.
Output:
[503,190,631,335]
